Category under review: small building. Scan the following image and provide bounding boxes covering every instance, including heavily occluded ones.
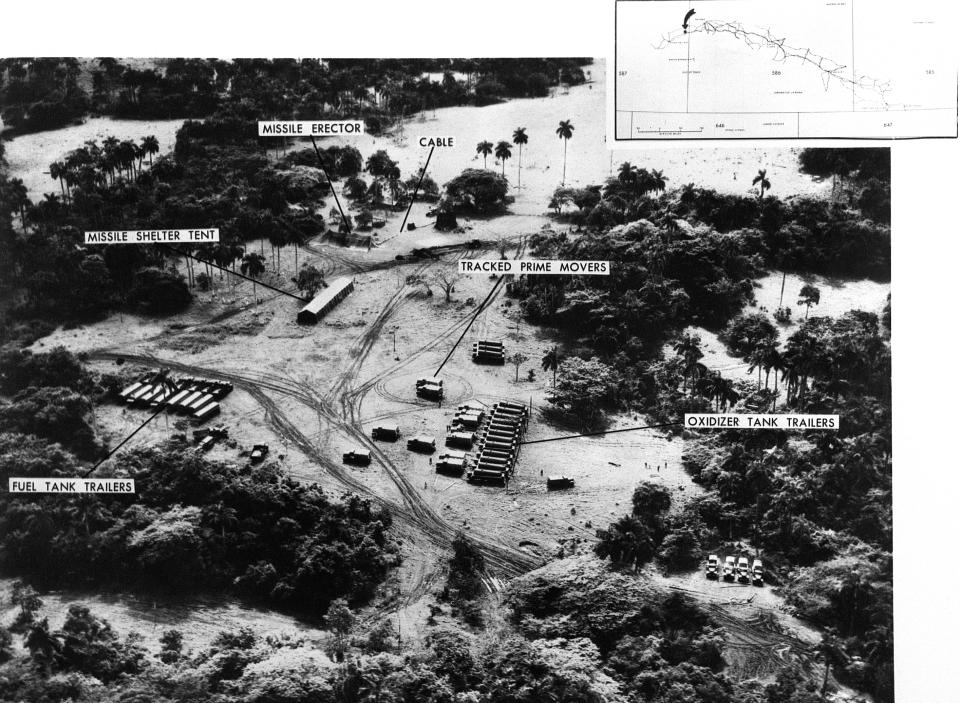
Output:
[297,277,355,324]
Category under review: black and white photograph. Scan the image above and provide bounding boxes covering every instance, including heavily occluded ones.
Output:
[0,2,954,701]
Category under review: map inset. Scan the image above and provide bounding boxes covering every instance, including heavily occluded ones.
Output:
[614,0,957,139]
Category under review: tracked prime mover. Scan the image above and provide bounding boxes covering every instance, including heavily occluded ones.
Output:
[466,400,529,486]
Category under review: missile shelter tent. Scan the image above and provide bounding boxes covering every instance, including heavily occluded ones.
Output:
[297,277,355,324]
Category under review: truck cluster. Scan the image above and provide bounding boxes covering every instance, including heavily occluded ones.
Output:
[118,374,234,424]
[705,553,763,586]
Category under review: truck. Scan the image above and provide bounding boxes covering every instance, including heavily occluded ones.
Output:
[436,451,467,475]
[706,554,720,580]
[723,556,736,581]
[407,434,436,453]
[250,444,269,464]
[416,380,444,400]
[737,556,751,583]
[343,449,372,466]
[445,431,475,449]
[751,559,764,586]
[371,423,401,441]
[546,476,574,490]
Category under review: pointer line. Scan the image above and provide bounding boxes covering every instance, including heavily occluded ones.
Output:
[399,146,435,233]
[521,422,683,445]
[310,135,351,233]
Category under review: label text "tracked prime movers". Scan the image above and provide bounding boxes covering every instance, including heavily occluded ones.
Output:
[84,229,220,245]
[8,478,135,494]
[458,260,610,275]
[684,414,839,430]
[258,121,365,136]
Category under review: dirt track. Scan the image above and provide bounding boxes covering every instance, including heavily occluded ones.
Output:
[86,266,540,581]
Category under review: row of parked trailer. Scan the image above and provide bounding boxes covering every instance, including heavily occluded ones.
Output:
[117,374,234,424]
[466,401,529,486]
[706,554,764,585]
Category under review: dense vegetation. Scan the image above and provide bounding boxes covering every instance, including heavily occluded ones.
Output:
[571,153,893,700]
[0,348,398,617]
[0,555,836,702]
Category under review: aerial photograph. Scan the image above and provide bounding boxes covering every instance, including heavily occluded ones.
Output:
[0,57,891,702]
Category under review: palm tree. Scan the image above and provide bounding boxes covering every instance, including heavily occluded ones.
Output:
[204,502,239,540]
[556,120,574,185]
[752,168,771,201]
[746,347,766,390]
[49,161,68,201]
[240,252,266,303]
[760,341,783,392]
[475,140,493,169]
[798,283,821,318]
[512,127,528,187]
[494,141,512,178]
[541,346,560,387]
[140,135,160,166]
[650,169,668,194]
[672,332,703,391]
[5,178,30,229]
[617,161,638,186]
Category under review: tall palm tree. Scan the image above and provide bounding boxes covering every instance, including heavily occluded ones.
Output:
[617,161,638,186]
[5,178,30,229]
[494,141,512,178]
[752,168,771,201]
[760,341,783,392]
[512,127,528,187]
[672,332,703,391]
[650,169,668,194]
[240,252,266,303]
[556,120,574,185]
[541,346,560,387]
[140,135,160,166]
[747,347,767,390]
[798,283,821,318]
[475,140,493,169]
[48,161,67,201]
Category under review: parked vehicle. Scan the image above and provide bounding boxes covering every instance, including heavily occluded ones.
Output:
[546,476,574,490]
[706,554,720,579]
[436,451,467,474]
[372,424,401,441]
[723,556,736,581]
[737,556,751,583]
[751,559,764,585]
[445,431,475,448]
[407,435,436,453]
[416,379,444,400]
[343,449,372,466]
[250,445,269,463]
